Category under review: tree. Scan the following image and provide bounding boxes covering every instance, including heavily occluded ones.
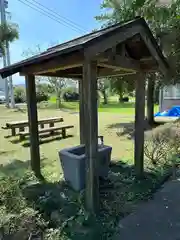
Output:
[0,22,19,108]
[47,76,66,108]
[23,45,66,107]
[111,76,135,102]
[98,78,110,104]
[95,0,180,125]
[0,23,19,55]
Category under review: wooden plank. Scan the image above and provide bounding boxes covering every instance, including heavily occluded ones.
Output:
[33,64,82,75]
[83,59,99,214]
[79,79,85,144]
[98,55,141,72]
[134,72,145,179]
[20,54,83,75]
[140,29,169,76]
[25,74,41,178]
[6,117,63,128]
[19,125,74,140]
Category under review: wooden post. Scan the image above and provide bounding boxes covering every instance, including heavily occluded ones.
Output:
[134,72,145,179]
[83,60,99,214]
[25,74,42,179]
[79,78,85,144]
[147,74,155,126]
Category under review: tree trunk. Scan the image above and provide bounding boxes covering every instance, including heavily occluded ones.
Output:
[118,82,124,102]
[147,76,155,126]
[56,90,61,108]
[119,91,123,102]
[102,89,108,104]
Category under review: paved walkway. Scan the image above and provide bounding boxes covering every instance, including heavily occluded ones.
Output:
[114,179,180,240]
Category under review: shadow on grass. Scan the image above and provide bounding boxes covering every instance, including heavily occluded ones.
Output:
[107,120,160,139]
[0,159,31,178]
[0,149,17,155]
[14,106,27,113]
[99,101,135,109]
[9,132,74,147]
[0,158,49,179]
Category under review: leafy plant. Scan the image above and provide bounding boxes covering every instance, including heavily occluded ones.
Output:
[14,86,26,103]
[0,23,19,55]
[36,91,49,103]
[144,121,180,166]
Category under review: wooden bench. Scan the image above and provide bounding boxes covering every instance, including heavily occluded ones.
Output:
[19,125,74,141]
[3,117,64,136]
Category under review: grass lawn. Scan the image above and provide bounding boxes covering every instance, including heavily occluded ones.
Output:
[0,105,168,239]
[50,95,159,115]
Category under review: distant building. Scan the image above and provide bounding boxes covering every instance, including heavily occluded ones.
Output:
[159,84,180,111]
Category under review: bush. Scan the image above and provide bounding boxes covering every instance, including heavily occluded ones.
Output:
[144,120,180,166]
[36,91,49,103]
[14,87,26,103]
[63,91,79,102]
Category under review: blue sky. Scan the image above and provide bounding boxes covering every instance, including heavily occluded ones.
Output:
[1,0,103,84]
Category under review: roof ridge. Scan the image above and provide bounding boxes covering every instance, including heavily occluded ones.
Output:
[47,17,144,52]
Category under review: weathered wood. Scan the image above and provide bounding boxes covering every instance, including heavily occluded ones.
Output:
[140,29,169,76]
[62,128,66,138]
[79,79,85,144]
[19,127,25,132]
[98,55,141,72]
[11,128,16,136]
[83,59,99,214]
[147,75,155,125]
[19,125,74,141]
[134,73,146,179]
[20,54,83,75]
[84,25,141,58]
[49,122,54,127]
[5,117,64,133]
[25,74,41,178]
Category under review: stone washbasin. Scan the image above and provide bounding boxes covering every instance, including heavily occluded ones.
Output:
[59,144,112,191]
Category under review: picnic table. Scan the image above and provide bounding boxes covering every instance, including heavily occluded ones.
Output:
[3,117,64,136]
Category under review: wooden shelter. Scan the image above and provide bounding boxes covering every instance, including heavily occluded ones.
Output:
[0,17,169,213]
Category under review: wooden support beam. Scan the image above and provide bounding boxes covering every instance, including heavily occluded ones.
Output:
[34,63,82,75]
[79,79,85,144]
[140,30,169,76]
[84,25,141,58]
[25,74,42,179]
[20,54,83,75]
[83,60,99,214]
[100,55,141,71]
[134,72,145,179]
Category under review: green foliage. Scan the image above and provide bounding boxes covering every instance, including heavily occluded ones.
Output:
[144,120,180,165]
[110,76,135,100]
[96,0,180,83]
[23,45,66,108]
[36,90,49,103]
[0,23,19,55]
[14,86,26,103]
[98,78,110,104]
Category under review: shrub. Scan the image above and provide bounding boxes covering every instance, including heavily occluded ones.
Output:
[144,120,180,166]
[14,86,26,103]
[36,91,49,103]
[63,91,79,102]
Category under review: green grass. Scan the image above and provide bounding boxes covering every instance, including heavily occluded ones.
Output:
[50,96,159,115]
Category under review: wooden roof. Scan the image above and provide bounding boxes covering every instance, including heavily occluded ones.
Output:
[0,17,169,79]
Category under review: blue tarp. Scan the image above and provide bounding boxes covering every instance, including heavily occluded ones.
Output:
[154,106,180,117]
